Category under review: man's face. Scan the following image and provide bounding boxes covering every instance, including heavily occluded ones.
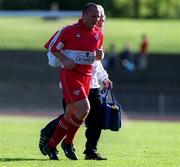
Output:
[96,15,105,29]
[83,7,100,30]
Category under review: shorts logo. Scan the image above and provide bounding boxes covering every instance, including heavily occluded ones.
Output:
[76,33,80,38]
[73,90,80,96]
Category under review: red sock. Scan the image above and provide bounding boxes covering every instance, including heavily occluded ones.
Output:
[48,116,68,148]
[64,114,83,144]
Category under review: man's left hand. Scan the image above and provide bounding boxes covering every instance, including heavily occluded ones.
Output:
[102,78,112,89]
[95,48,104,60]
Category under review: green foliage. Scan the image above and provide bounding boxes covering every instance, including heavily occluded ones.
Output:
[1,0,180,18]
[0,0,39,10]
[140,0,180,18]
[0,115,180,167]
[108,0,180,18]
[0,0,104,10]
[108,0,134,17]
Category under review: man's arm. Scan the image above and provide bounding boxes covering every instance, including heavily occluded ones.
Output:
[95,32,104,61]
[53,51,75,70]
[46,28,75,70]
[96,61,112,88]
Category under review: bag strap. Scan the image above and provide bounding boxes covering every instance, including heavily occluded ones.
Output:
[101,88,115,104]
[109,88,115,104]
[101,88,108,103]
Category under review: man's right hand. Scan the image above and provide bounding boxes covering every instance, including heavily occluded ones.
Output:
[62,59,75,70]
[53,51,75,70]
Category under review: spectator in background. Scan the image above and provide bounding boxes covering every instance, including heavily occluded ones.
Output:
[119,43,135,72]
[44,1,60,20]
[137,34,149,70]
[103,43,118,70]
[50,1,59,11]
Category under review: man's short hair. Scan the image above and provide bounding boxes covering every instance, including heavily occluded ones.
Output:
[82,3,98,15]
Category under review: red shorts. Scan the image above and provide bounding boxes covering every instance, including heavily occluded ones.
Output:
[60,69,91,104]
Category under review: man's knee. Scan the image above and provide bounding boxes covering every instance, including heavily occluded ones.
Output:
[74,98,90,119]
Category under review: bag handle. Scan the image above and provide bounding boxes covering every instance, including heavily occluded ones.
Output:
[101,88,122,111]
[109,88,115,104]
[101,88,115,104]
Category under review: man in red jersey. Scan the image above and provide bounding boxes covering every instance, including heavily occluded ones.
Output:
[43,3,104,160]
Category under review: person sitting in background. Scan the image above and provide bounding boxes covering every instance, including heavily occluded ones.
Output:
[119,43,135,72]
[137,34,149,70]
[103,43,118,70]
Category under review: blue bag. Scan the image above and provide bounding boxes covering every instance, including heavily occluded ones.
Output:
[100,88,122,131]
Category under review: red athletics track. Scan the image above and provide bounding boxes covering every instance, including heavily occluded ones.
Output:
[0,109,180,122]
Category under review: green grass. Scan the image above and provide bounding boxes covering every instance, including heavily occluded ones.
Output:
[0,17,180,53]
[0,115,180,167]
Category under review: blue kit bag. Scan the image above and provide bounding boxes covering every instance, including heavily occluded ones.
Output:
[100,88,122,131]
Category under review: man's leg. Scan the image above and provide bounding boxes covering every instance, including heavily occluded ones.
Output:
[84,88,107,160]
[43,116,62,137]
[84,127,102,155]
[42,103,74,160]
[43,69,91,160]
[43,98,90,160]
[42,115,69,160]
[61,98,90,160]
[39,99,66,156]
[39,115,62,155]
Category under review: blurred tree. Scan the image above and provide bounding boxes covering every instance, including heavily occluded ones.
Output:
[109,0,134,17]
[0,0,180,18]
[141,0,180,18]
[0,0,3,10]
[133,0,140,18]
[1,0,39,10]
[38,0,103,10]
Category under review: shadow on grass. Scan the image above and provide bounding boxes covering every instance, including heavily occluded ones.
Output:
[0,158,50,162]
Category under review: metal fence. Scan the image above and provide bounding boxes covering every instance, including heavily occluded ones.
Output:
[113,88,180,116]
[0,50,179,117]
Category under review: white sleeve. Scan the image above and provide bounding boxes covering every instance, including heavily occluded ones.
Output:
[47,51,61,67]
[96,61,109,82]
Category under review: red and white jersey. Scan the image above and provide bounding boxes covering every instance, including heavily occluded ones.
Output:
[44,19,104,75]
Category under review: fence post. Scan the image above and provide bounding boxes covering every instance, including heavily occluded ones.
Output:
[158,92,165,116]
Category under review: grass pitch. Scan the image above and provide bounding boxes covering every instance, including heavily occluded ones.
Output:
[0,115,180,167]
[0,17,180,53]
